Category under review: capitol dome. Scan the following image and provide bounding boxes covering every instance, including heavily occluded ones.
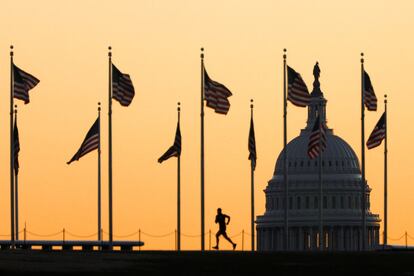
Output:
[256,63,380,251]
[273,131,361,177]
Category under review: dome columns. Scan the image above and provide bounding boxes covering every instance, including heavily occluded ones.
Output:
[256,224,379,251]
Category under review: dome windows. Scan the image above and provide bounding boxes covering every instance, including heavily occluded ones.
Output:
[267,191,369,212]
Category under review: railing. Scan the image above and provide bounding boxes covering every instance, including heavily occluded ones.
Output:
[2,227,414,250]
[0,226,252,251]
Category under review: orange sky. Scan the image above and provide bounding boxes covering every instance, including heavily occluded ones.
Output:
[0,0,413,250]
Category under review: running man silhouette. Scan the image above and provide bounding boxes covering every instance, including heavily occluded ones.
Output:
[212,208,237,250]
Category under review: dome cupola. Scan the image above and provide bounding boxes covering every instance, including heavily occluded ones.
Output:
[274,62,360,176]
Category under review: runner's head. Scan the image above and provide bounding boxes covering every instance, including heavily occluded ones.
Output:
[217,208,222,214]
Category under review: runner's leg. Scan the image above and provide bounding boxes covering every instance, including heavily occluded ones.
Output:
[222,231,235,246]
[215,231,221,247]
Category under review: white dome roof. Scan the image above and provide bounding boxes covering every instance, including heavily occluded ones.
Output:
[274,131,360,176]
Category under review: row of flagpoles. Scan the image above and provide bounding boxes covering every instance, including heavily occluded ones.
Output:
[8,46,386,251]
[9,46,136,249]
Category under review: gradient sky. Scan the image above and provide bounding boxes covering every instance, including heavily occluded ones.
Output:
[0,0,413,250]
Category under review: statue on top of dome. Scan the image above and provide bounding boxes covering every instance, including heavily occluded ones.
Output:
[313,62,320,80]
[312,62,323,97]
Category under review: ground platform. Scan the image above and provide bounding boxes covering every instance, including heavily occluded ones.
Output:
[0,249,414,275]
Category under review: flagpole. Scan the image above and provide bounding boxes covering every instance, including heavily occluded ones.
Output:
[283,48,289,250]
[200,48,205,251]
[318,105,323,251]
[15,170,19,241]
[384,94,388,246]
[98,102,102,242]
[14,105,19,241]
[177,102,181,251]
[10,45,15,249]
[108,46,113,247]
[250,99,255,252]
[361,52,366,251]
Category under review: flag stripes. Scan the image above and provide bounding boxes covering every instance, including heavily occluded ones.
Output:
[158,122,181,163]
[308,115,326,159]
[363,70,377,111]
[14,120,20,175]
[13,64,40,104]
[287,66,310,107]
[112,64,135,106]
[367,112,386,149]
[67,118,100,164]
[248,117,257,170]
[204,68,232,115]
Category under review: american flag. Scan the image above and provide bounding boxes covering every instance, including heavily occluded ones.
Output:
[248,117,257,170]
[363,70,377,111]
[112,64,135,106]
[13,64,40,104]
[14,119,20,175]
[67,118,100,164]
[307,115,326,159]
[287,66,310,107]
[367,112,386,149]
[158,122,181,163]
[204,68,232,115]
